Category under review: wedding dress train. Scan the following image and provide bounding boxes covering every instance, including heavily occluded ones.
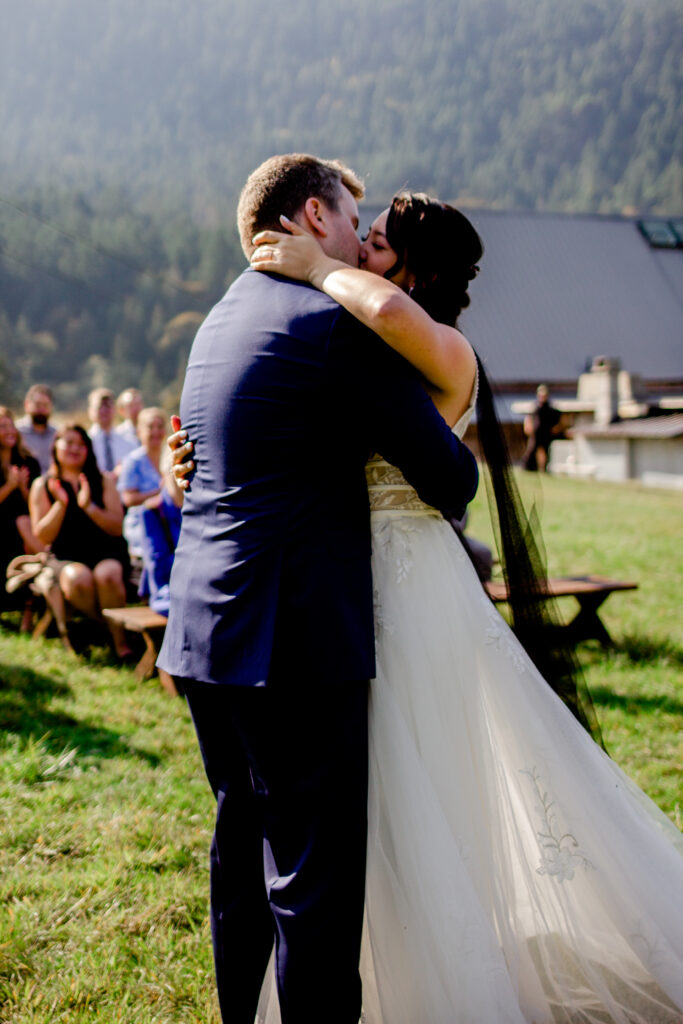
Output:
[360,503,682,1023]
[258,407,683,1023]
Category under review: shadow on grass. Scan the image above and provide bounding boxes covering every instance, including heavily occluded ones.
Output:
[589,686,683,716]
[612,633,683,667]
[1,610,147,663]
[0,660,161,767]
[579,631,683,668]
[581,632,683,716]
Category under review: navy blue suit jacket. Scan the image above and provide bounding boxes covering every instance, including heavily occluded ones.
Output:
[157,269,478,687]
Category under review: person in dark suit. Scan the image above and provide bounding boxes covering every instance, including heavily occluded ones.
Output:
[157,154,478,1024]
[522,384,563,472]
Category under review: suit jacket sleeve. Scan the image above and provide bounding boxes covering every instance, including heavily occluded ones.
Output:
[327,311,479,521]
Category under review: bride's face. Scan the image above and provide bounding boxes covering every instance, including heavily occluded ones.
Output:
[360,209,414,292]
[360,210,396,278]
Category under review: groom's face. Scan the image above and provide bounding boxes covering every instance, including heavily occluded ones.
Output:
[317,185,361,267]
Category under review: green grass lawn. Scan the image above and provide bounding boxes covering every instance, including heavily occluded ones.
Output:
[0,639,217,1023]
[0,473,681,1023]
[469,472,683,820]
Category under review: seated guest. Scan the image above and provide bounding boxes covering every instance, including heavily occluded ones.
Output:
[87,387,135,476]
[117,407,166,558]
[0,407,43,617]
[29,424,131,658]
[139,482,182,616]
[115,387,143,446]
[15,384,57,475]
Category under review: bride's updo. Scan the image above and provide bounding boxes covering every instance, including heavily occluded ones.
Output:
[384,193,483,327]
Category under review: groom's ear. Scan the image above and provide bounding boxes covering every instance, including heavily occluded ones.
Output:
[301,197,329,239]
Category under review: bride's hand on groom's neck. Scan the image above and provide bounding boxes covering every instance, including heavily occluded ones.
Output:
[251,216,342,289]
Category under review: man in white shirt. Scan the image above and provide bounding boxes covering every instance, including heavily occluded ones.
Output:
[115,387,143,447]
[88,387,135,476]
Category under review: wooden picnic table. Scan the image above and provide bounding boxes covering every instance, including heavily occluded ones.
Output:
[484,574,638,646]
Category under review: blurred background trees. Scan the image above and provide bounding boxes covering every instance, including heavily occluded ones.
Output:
[0,0,680,407]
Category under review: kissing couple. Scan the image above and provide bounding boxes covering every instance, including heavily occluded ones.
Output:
[158,153,683,1024]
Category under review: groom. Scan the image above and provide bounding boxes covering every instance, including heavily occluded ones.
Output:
[157,154,478,1024]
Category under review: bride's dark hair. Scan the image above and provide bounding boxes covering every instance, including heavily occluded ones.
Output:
[386,192,603,743]
[385,192,482,326]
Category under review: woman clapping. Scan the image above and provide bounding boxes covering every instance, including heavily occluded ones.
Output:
[29,423,131,658]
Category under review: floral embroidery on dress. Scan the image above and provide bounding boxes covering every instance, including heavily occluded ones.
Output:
[365,374,477,516]
[485,621,505,650]
[365,456,411,487]
[372,514,418,585]
[366,455,440,514]
[373,583,396,640]
[522,767,593,882]
[390,518,418,584]
[629,922,670,972]
[483,605,526,672]
[506,638,526,674]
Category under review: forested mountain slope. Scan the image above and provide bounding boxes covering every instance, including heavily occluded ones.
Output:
[0,0,680,405]
[2,0,681,214]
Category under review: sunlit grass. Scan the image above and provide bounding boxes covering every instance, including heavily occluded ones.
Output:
[0,631,219,1023]
[0,472,680,1021]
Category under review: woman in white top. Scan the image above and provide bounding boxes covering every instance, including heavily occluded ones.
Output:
[118,406,166,558]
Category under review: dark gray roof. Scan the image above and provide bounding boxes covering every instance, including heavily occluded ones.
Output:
[458,210,683,384]
[360,205,683,386]
[576,412,683,439]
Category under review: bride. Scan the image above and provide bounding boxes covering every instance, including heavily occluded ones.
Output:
[175,194,683,1023]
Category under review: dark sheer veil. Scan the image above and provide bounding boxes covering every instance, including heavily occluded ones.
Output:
[385,192,604,745]
[473,354,604,746]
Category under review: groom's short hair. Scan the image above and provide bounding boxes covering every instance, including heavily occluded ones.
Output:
[237,153,364,258]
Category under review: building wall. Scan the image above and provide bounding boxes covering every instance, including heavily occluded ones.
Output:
[575,436,630,481]
[632,439,683,486]
[570,434,683,487]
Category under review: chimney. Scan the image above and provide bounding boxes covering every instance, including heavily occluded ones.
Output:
[577,357,621,425]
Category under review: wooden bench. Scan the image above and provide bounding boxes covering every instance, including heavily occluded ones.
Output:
[484,574,638,646]
[101,606,178,695]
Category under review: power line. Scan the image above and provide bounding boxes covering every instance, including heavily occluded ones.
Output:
[0,193,188,295]
[0,246,119,298]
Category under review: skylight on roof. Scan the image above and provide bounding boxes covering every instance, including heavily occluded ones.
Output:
[637,220,682,248]
[669,218,683,243]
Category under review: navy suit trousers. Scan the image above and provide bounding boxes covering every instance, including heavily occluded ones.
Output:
[183,678,369,1024]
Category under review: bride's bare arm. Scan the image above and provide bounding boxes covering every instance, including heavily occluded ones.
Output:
[251,220,476,422]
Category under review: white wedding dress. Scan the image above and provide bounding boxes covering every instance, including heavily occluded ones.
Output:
[258,394,683,1024]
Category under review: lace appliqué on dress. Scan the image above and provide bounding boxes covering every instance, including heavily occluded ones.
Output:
[522,767,593,882]
[481,594,527,673]
[366,369,478,516]
[372,514,419,585]
[372,516,424,649]
[373,582,396,641]
[366,454,442,515]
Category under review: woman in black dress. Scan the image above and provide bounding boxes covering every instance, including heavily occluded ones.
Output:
[29,423,131,657]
